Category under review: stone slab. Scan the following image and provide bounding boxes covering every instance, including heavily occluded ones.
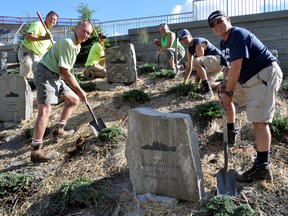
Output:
[126,107,205,201]
[0,74,33,122]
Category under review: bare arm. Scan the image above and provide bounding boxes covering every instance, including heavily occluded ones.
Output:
[60,67,87,103]
[25,32,51,42]
[184,50,193,82]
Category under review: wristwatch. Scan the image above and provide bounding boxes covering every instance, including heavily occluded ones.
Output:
[225,91,234,97]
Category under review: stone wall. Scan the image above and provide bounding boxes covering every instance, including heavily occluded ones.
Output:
[111,10,288,76]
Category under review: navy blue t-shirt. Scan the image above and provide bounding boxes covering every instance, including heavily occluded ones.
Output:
[220,26,276,84]
[188,37,221,57]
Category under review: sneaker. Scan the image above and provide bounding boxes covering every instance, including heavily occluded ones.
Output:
[228,129,238,146]
[52,124,75,143]
[236,163,273,183]
[31,149,59,163]
[199,81,212,100]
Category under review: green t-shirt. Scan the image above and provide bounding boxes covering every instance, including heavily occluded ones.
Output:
[161,31,184,50]
[40,33,80,74]
[85,42,105,66]
[21,21,52,55]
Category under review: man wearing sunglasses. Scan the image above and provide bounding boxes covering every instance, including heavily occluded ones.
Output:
[208,10,282,183]
[154,23,185,71]
[178,29,224,99]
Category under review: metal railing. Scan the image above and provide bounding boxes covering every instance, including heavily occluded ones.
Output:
[0,0,287,44]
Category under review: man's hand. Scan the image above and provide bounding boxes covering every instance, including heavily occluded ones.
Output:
[154,39,161,47]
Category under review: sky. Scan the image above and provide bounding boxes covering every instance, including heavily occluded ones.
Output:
[0,0,192,22]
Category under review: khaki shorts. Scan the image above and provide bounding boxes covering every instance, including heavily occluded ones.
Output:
[196,55,223,83]
[84,59,106,79]
[233,62,282,123]
[18,44,41,79]
[160,47,185,68]
[34,63,71,104]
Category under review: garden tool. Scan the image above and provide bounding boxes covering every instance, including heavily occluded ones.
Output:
[36,11,54,44]
[86,102,107,137]
[216,109,238,196]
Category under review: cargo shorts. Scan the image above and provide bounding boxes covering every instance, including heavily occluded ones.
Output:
[232,62,283,123]
[196,55,223,83]
[34,63,72,105]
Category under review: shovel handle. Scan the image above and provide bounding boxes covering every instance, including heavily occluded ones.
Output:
[88,18,98,36]
[86,103,98,123]
[36,11,54,44]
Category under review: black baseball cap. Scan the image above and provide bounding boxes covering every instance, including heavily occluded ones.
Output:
[98,33,106,39]
[208,10,225,25]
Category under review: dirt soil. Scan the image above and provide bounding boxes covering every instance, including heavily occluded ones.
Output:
[0,64,287,216]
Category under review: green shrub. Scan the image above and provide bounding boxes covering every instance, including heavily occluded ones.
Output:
[206,196,235,215]
[138,63,155,74]
[122,89,150,103]
[167,83,198,97]
[0,172,33,196]
[79,81,97,92]
[98,126,123,143]
[234,204,257,216]
[281,81,288,90]
[195,102,222,119]
[52,177,102,213]
[270,112,288,137]
[150,69,176,78]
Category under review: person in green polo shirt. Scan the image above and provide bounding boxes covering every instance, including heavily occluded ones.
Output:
[83,32,107,79]
[18,11,58,80]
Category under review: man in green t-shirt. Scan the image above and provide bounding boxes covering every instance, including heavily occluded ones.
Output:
[18,11,58,80]
[30,21,93,163]
[84,32,106,79]
[154,23,185,71]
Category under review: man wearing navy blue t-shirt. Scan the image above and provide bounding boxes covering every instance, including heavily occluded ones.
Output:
[208,10,283,183]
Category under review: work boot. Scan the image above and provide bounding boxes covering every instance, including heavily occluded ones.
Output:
[228,129,238,146]
[199,81,212,100]
[30,148,59,163]
[236,162,273,183]
[52,124,75,143]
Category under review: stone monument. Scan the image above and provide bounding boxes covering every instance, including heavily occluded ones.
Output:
[0,74,33,122]
[126,107,206,201]
[106,43,137,85]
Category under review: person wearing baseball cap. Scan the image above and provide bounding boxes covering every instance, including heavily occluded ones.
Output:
[178,29,224,100]
[84,32,107,79]
[208,10,283,183]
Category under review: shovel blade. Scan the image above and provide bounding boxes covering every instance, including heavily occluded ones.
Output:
[89,120,101,137]
[97,117,107,129]
[216,168,238,196]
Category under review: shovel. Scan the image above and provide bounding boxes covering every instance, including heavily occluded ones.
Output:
[86,103,107,137]
[216,110,238,196]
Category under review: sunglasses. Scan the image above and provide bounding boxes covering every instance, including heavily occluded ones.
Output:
[209,17,225,28]
[159,23,167,26]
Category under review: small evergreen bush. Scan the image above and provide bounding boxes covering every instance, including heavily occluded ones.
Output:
[138,63,155,74]
[98,126,123,143]
[167,83,198,97]
[79,81,97,92]
[150,69,176,78]
[52,177,102,213]
[270,112,288,137]
[194,102,222,119]
[0,172,33,196]
[122,89,150,103]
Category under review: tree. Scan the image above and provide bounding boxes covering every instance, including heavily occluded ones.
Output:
[76,3,95,19]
